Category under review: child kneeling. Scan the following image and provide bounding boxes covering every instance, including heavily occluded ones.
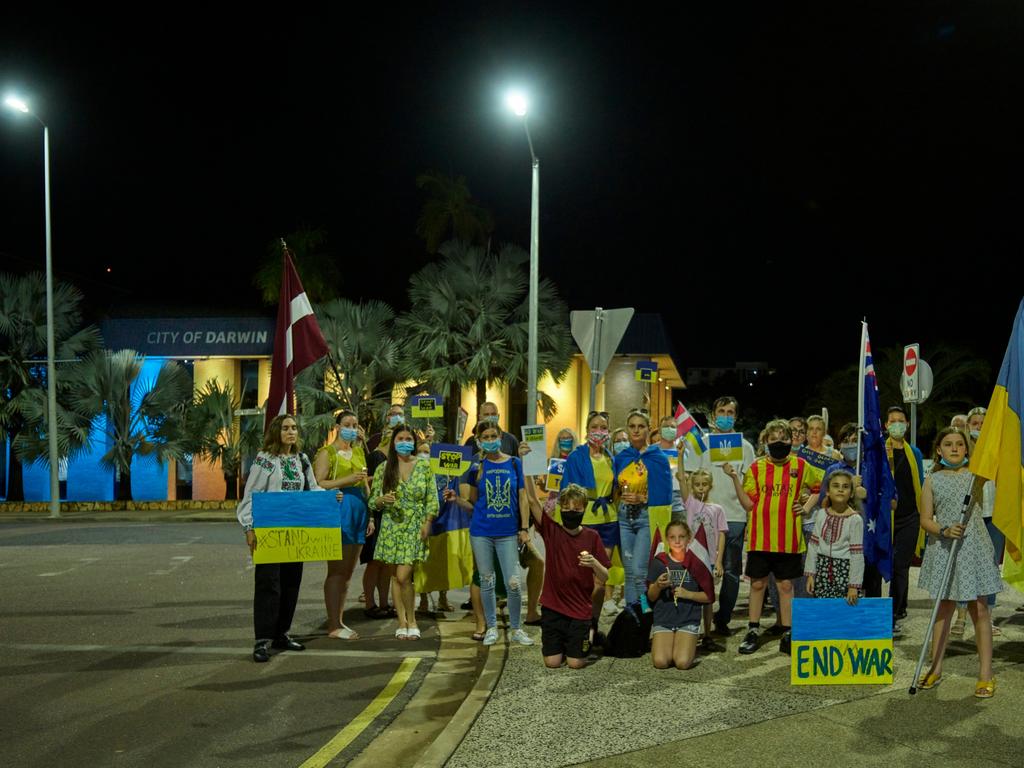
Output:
[647,521,712,669]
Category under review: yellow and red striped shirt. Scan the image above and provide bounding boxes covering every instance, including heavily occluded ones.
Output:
[743,456,824,554]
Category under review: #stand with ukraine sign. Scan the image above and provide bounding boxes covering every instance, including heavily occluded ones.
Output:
[251,491,342,564]
[791,598,894,685]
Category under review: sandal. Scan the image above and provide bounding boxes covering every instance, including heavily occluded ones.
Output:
[975,678,996,699]
[991,622,1003,637]
[917,671,942,690]
[395,628,409,640]
[950,617,966,636]
[407,627,421,640]
[471,630,486,641]
[328,625,360,640]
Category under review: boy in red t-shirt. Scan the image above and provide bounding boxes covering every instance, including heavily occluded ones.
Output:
[528,482,610,668]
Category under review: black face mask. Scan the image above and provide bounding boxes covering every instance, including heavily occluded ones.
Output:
[767,441,792,461]
[562,511,585,530]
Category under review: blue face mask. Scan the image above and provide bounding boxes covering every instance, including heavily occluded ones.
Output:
[715,415,735,431]
[481,439,501,453]
[339,427,359,442]
[939,457,968,469]
[395,441,415,456]
[840,445,858,464]
[660,427,677,442]
[388,414,404,428]
[558,438,574,453]
[613,441,630,455]
[484,414,500,424]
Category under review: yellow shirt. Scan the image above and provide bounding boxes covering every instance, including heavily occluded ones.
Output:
[616,460,649,497]
[584,454,616,525]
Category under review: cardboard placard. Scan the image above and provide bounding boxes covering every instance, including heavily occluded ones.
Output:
[545,458,566,493]
[251,491,342,564]
[635,361,658,382]
[520,424,548,476]
[430,443,474,477]
[791,598,894,685]
[411,394,444,419]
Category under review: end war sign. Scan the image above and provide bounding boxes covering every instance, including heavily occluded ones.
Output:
[791,598,894,685]
[252,491,342,564]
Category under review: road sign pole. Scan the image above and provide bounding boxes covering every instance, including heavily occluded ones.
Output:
[911,402,917,447]
[589,308,604,409]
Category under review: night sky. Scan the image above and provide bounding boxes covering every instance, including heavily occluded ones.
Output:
[2,5,1022,391]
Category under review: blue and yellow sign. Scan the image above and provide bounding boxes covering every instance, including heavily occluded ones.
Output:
[545,458,566,493]
[430,443,474,477]
[635,361,658,382]
[791,598,894,685]
[707,432,744,466]
[411,394,444,418]
[252,491,342,564]
[796,445,834,471]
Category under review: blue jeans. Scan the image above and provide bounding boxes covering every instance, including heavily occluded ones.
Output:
[714,522,746,627]
[470,535,522,630]
[618,506,651,605]
[986,518,1005,608]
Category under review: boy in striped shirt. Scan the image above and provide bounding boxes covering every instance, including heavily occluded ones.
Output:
[723,419,824,655]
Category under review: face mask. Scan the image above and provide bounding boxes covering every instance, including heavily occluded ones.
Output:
[562,511,585,530]
[558,438,574,453]
[660,427,676,442]
[613,441,630,455]
[969,430,981,440]
[481,439,501,453]
[388,414,404,427]
[939,457,968,469]
[840,445,858,463]
[887,422,907,439]
[484,414,500,424]
[588,429,609,446]
[339,427,359,442]
[395,441,415,456]
[715,415,735,431]
[767,441,791,461]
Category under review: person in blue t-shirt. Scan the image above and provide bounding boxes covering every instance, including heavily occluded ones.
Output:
[445,421,535,648]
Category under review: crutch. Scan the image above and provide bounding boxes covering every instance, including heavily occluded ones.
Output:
[908,476,982,694]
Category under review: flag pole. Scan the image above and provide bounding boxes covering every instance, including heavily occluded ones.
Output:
[856,320,867,476]
[909,478,983,694]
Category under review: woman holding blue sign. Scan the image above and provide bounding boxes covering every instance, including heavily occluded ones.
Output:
[369,425,440,640]
[238,415,343,663]
[314,410,374,640]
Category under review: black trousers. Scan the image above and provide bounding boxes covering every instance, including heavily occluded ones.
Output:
[862,562,883,598]
[253,562,304,642]
[889,521,920,620]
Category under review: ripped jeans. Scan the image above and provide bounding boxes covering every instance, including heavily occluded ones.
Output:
[470,535,522,630]
[618,505,651,606]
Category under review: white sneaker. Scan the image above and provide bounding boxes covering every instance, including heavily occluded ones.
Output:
[482,627,499,646]
[510,628,534,646]
[602,599,619,616]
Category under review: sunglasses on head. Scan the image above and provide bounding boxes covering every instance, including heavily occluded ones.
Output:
[587,411,610,420]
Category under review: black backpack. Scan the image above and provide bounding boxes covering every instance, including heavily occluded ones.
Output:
[605,601,653,658]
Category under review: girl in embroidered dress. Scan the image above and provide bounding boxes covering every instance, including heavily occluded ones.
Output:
[804,469,864,605]
[678,468,727,649]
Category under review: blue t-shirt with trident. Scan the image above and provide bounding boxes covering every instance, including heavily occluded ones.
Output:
[470,456,526,538]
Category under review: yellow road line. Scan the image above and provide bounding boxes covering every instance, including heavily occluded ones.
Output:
[298,657,422,768]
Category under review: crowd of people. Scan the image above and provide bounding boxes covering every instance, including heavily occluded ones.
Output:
[235,395,1005,698]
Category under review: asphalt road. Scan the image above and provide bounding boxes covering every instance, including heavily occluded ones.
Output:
[0,522,439,768]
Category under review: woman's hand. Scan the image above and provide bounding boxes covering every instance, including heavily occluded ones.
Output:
[622,492,646,505]
[348,469,368,487]
[518,442,531,457]
[379,492,397,507]
[420,520,431,542]
[722,462,738,479]
[424,423,435,440]
[715,561,724,583]
[846,586,859,606]
[944,523,965,539]
[245,529,257,554]
[805,574,815,595]
[518,530,530,545]
[442,488,457,503]
[357,425,367,443]
[366,518,376,537]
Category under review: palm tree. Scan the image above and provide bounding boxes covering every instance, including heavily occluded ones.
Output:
[415,172,495,254]
[0,272,101,500]
[65,350,192,501]
[185,379,262,500]
[252,225,341,305]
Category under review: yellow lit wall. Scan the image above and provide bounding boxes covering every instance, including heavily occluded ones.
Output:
[192,359,239,501]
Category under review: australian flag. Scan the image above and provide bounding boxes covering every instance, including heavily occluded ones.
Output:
[860,323,897,581]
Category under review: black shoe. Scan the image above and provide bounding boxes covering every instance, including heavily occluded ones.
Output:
[591,630,607,648]
[253,641,271,663]
[738,629,760,655]
[711,622,732,637]
[272,635,306,652]
[766,623,785,637]
[460,600,473,610]
[701,636,725,653]
[779,631,792,656]
[896,610,907,620]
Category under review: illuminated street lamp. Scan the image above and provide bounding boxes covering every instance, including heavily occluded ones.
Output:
[4,94,61,517]
[504,90,539,422]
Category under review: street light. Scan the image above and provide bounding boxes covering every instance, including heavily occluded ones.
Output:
[505,89,540,424]
[4,94,61,517]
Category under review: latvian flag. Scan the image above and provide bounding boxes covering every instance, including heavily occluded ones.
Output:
[265,245,330,430]
[674,402,707,455]
[648,520,716,603]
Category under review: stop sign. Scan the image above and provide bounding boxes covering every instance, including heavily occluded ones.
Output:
[905,347,918,376]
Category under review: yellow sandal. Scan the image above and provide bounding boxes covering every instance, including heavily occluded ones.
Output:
[917,671,942,690]
[974,678,996,699]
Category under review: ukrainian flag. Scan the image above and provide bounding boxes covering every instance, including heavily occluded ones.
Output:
[415,476,474,593]
[973,299,1024,573]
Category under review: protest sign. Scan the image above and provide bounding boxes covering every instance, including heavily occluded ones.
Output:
[635,361,658,382]
[791,598,894,685]
[252,491,342,564]
[430,443,474,477]
[521,424,548,475]
[796,445,834,471]
[411,394,444,419]
[707,432,744,466]
[545,458,566,493]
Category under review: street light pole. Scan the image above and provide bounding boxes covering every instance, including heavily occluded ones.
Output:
[506,91,540,425]
[4,96,61,517]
